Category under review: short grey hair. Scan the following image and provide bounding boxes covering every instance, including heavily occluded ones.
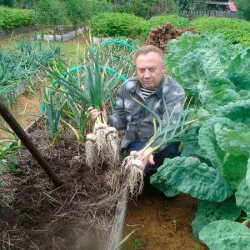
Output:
[133,45,164,62]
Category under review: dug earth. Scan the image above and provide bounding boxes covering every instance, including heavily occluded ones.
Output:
[122,183,208,250]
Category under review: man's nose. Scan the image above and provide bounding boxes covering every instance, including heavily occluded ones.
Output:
[144,69,151,78]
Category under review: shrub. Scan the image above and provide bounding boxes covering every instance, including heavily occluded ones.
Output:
[146,14,191,30]
[191,17,250,46]
[90,12,146,38]
[0,6,34,32]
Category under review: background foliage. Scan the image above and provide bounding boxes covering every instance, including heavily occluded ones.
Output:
[0,5,34,32]
[146,14,190,29]
[111,0,178,18]
[191,17,250,46]
[90,12,250,47]
[36,0,111,26]
[90,12,146,38]
[235,0,250,21]
[176,0,207,11]
[36,0,65,25]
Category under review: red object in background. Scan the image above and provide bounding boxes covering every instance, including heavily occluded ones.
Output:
[228,1,237,12]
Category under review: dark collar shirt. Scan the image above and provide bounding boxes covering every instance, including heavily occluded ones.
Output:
[108,74,185,150]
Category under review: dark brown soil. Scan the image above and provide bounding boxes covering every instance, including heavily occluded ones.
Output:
[0,120,124,250]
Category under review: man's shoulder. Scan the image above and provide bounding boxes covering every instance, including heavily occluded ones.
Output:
[120,76,139,92]
[162,75,184,93]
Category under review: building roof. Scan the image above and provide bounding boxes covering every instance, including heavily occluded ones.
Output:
[206,1,237,11]
[228,1,237,11]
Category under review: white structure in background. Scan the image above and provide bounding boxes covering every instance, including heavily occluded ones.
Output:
[206,0,237,12]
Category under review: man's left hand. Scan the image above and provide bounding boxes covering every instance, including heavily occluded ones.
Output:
[130,147,155,169]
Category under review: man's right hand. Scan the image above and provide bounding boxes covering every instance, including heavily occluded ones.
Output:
[88,103,107,122]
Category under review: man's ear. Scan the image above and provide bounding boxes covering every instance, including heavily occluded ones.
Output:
[162,64,166,73]
[163,65,169,75]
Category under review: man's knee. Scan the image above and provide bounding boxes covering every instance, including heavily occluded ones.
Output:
[153,142,180,167]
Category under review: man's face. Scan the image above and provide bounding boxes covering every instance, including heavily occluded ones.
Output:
[135,51,165,90]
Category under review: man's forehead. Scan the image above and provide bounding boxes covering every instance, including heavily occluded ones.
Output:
[136,65,157,69]
[136,59,163,69]
[136,53,163,65]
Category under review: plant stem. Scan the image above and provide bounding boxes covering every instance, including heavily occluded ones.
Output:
[141,119,197,158]
[96,115,107,125]
[242,219,250,227]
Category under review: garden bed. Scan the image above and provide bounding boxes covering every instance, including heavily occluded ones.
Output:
[0,119,127,249]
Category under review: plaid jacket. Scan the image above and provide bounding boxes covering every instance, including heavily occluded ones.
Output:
[108,75,185,149]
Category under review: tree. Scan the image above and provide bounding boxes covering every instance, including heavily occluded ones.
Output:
[65,0,89,26]
[235,0,250,21]
[0,0,14,6]
[111,0,179,18]
[36,0,64,25]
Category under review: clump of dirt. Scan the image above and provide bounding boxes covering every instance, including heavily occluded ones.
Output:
[0,120,125,250]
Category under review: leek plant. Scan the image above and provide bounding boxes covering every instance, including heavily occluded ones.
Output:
[42,88,66,141]
[122,99,197,196]
[0,39,61,106]
[49,49,122,170]
[93,38,137,80]
[0,126,21,186]
[62,95,88,142]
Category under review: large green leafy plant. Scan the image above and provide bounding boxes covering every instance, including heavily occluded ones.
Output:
[151,32,250,248]
[166,32,250,110]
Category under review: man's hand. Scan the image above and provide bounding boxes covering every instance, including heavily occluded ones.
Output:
[87,103,107,122]
[130,147,155,169]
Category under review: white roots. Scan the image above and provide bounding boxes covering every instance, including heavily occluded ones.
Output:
[106,127,120,166]
[121,151,144,196]
[94,123,108,154]
[85,133,98,167]
[85,123,120,170]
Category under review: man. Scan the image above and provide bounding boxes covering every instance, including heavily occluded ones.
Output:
[89,45,185,177]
